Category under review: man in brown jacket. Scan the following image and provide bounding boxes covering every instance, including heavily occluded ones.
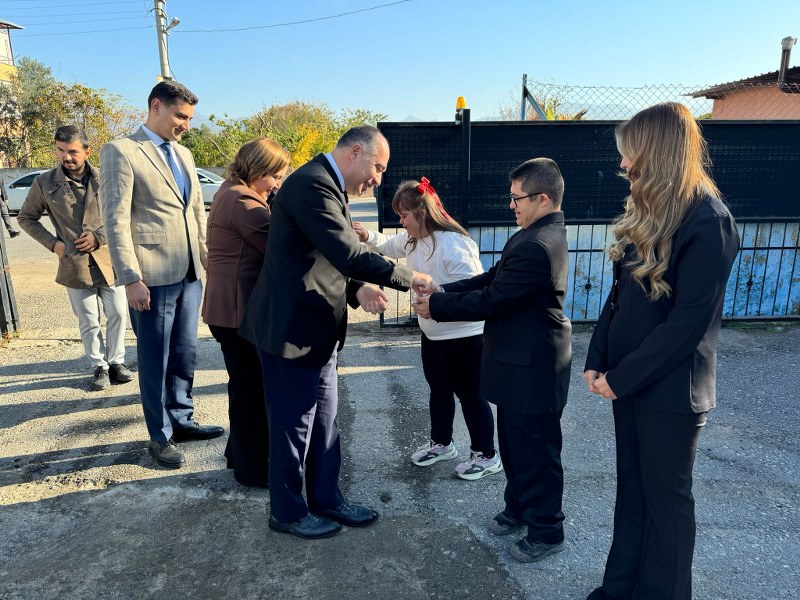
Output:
[17,126,133,391]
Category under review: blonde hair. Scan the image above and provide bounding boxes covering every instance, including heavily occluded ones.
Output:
[227,137,290,189]
[609,102,719,301]
[391,179,468,257]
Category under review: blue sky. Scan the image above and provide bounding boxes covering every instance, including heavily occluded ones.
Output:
[6,0,800,122]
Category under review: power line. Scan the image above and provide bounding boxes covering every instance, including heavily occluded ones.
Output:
[12,16,147,26]
[3,0,137,8]
[176,0,413,33]
[15,25,152,37]
[5,10,144,19]
[11,1,415,39]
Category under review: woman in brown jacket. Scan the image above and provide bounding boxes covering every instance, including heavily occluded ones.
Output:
[202,138,290,487]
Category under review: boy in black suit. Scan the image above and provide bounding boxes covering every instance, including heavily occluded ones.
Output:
[414,158,571,563]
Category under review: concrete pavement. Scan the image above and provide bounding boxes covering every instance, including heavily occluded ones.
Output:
[0,199,798,599]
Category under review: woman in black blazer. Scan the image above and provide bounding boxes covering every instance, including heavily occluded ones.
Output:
[584,103,740,600]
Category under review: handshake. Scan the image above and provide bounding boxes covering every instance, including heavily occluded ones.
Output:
[356,273,442,318]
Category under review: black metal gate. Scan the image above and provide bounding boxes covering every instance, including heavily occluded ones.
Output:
[376,117,800,324]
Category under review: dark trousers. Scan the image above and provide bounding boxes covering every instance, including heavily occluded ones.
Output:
[210,325,269,487]
[1,198,14,233]
[129,276,201,444]
[602,400,707,600]
[497,406,564,544]
[420,333,495,454]
[260,347,345,523]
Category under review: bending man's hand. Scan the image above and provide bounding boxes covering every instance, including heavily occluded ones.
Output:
[126,280,151,312]
[412,271,439,296]
[355,284,389,314]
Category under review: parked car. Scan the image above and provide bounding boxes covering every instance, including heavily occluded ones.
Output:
[196,168,224,208]
[4,170,48,214]
[4,168,223,213]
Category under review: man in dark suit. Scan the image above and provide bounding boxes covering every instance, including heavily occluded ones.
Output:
[239,126,432,539]
[101,81,223,469]
[414,158,571,563]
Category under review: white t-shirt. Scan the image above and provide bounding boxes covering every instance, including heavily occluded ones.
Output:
[364,229,484,340]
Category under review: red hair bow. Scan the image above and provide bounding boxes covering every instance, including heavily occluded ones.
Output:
[416,176,453,222]
[417,177,436,197]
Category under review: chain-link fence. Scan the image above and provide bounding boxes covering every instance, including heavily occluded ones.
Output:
[522,78,800,121]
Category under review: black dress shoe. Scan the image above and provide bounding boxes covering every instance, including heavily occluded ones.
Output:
[268,514,341,539]
[148,439,185,468]
[316,501,379,527]
[9,230,21,238]
[171,422,224,442]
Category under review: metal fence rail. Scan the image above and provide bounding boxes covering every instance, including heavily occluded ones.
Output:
[379,220,800,326]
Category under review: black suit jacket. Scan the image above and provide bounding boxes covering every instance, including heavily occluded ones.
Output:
[239,154,413,368]
[584,196,740,413]
[429,212,571,415]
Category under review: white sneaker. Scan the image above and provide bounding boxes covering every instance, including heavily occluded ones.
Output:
[454,451,503,480]
[410,441,458,466]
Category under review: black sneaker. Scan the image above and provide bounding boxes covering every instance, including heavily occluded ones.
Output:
[109,363,134,383]
[9,230,21,238]
[509,537,565,563]
[90,367,110,391]
[488,511,524,536]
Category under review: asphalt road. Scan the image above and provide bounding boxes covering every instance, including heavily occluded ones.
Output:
[0,199,798,599]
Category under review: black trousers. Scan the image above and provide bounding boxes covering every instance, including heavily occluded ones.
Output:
[497,406,564,544]
[420,333,495,454]
[602,399,707,600]
[209,325,269,487]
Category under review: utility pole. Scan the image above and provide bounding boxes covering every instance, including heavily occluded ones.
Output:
[153,0,172,81]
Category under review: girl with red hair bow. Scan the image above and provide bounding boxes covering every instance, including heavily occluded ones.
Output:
[353,178,501,481]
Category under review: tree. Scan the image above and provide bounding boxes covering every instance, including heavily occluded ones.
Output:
[183,102,388,168]
[57,83,142,150]
[0,57,57,167]
[0,57,142,167]
[182,115,249,168]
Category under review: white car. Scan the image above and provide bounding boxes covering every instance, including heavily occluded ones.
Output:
[3,168,224,213]
[195,168,224,208]
[4,170,47,214]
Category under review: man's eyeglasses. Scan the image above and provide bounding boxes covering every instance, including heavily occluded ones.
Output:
[510,191,546,207]
[364,155,387,174]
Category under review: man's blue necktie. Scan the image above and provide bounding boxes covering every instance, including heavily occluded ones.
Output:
[160,142,187,202]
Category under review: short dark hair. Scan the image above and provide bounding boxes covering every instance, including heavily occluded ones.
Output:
[54,125,90,149]
[335,125,383,155]
[147,80,198,110]
[509,157,564,208]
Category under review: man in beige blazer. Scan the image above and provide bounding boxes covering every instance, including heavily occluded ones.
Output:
[18,126,133,391]
[101,81,222,468]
